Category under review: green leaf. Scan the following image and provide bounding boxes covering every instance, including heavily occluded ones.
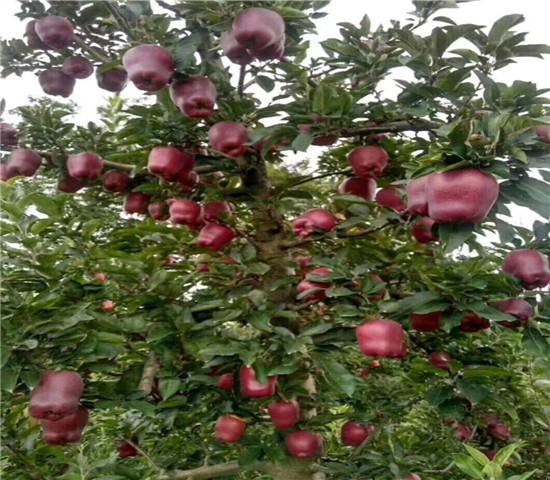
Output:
[312,355,357,397]
[256,75,275,93]
[437,223,475,254]
[493,442,521,467]
[425,386,454,406]
[487,14,525,47]
[508,471,537,480]
[463,366,511,379]
[159,378,181,400]
[291,132,313,152]
[457,379,491,403]
[312,83,333,115]
[522,328,550,357]
[464,444,490,466]
[238,446,263,468]
[453,453,484,479]
[0,365,20,392]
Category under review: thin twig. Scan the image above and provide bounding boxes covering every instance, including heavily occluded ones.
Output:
[74,36,111,64]
[284,169,350,190]
[122,437,162,471]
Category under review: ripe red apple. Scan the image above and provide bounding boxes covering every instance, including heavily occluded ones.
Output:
[57,173,87,193]
[103,170,131,193]
[201,201,232,222]
[341,421,374,446]
[460,313,490,332]
[41,406,88,445]
[168,199,202,226]
[62,56,93,79]
[356,319,407,358]
[293,208,338,237]
[494,298,534,328]
[67,153,103,180]
[390,475,422,480]
[35,16,74,50]
[148,201,170,221]
[180,170,199,193]
[25,20,49,49]
[215,416,247,443]
[337,177,377,201]
[376,187,406,212]
[148,146,195,181]
[196,223,236,250]
[428,352,452,370]
[285,430,322,459]
[94,273,106,283]
[221,30,254,65]
[268,401,300,430]
[197,263,210,273]
[296,266,332,301]
[296,256,312,275]
[97,67,128,92]
[102,300,115,312]
[359,368,370,378]
[411,217,437,244]
[484,413,501,427]
[217,373,235,391]
[29,371,83,421]
[488,423,511,441]
[39,68,76,97]
[232,8,285,51]
[239,366,277,398]
[119,440,139,458]
[347,146,389,178]
[208,122,249,157]
[451,422,472,441]
[122,44,175,91]
[410,311,442,332]
[1,123,18,146]
[370,360,382,369]
[170,76,217,118]
[6,149,42,177]
[534,125,550,143]
[484,449,497,460]
[426,169,499,223]
[406,176,430,216]
[502,249,550,290]
[250,37,285,61]
[125,193,151,214]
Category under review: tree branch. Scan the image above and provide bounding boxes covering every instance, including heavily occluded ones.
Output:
[122,437,162,471]
[138,353,159,395]
[103,159,136,172]
[157,461,270,480]
[237,64,246,99]
[74,36,111,64]
[339,119,443,137]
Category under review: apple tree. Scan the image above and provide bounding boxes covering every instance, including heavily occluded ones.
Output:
[1,1,550,479]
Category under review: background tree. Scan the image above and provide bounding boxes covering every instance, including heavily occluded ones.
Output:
[1,1,550,480]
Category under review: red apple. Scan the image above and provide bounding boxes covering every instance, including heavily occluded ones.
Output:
[6,149,42,177]
[180,170,200,193]
[250,37,285,61]
[201,201,232,222]
[57,173,87,193]
[411,217,437,244]
[428,352,452,370]
[102,300,115,312]
[370,360,382,369]
[41,406,88,445]
[208,122,249,157]
[29,371,83,421]
[406,176,430,216]
[35,16,74,50]
[285,430,322,459]
[451,422,472,441]
[337,177,377,201]
[97,67,128,92]
[293,208,337,237]
[296,267,332,301]
[0,123,18,146]
[125,193,151,214]
[390,475,422,480]
[484,413,501,427]
[170,76,217,118]
[534,125,550,143]
[484,449,498,460]
[410,311,442,332]
[119,440,139,458]
[218,373,235,391]
[502,249,550,290]
[232,8,285,51]
[494,298,534,328]
[341,421,374,446]
[268,401,300,430]
[221,30,254,65]
[359,368,370,378]
[356,319,407,358]
[367,274,386,302]
[347,146,389,178]
[196,223,236,250]
[426,169,499,223]
[197,263,210,273]
[62,56,93,79]
[168,199,202,226]
[122,44,175,92]
[148,201,170,221]
[103,170,131,193]
[94,273,106,283]
[296,256,312,275]
[460,313,490,333]
[67,153,103,180]
[25,20,49,49]
[313,135,338,146]
[488,423,511,441]
[39,68,76,97]
[376,187,406,213]
[148,146,195,181]
[239,366,277,398]
[215,415,247,443]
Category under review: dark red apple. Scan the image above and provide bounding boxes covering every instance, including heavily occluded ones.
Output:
[41,406,88,445]
[148,201,170,221]
[426,169,499,223]
[410,311,442,332]
[232,8,285,51]
[35,16,74,50]
[119,440,139,458]
[94,273,106,283]
[103,170,131,193]
[406,176,430,216]
[122,44,175,91]
[197,263,210,273]
[360,368,370,378]
[1,123,18,146]
[208,122,249,157]
[534,125,550,143]
[268,400,300,430]
[168,199,202,226]
[451,422,472,441]
[484,413,501,427]
[250,37,285,61]
[488,424,511,441]
[39,69,76,97]
[347,146,389,178]
[102,300,115,312]
[285,430,322,459]
[221,30,253,65]
[215,415,247,443]
[428,352,452,370]
[62,56,93,79]
[376,187,406,212]
[390,475,422,480]
[239,366,277,398]
[494,298,534,328]
[97,67,128,92]
[25,20,49,49]
[6,149,42,177]
[460,313,490,333]
[170,76,217,118]
[196,223,236,250]
[29,371,83,421]
[296,267,332,301]
[484,449,497,460]
[296,256,312,275]
[502,249,550,290]
[341,421,374,447]
[201,201,232,222]
[356,319,407,358]
[337,177,377,201]
[180,170,200,193]
[293,208,337,237]
[218,373,235,391]
[148,146,195,181]
[411,217,437,244]
[67,153,103,180]
[125,193,151,214]
[57,173,87,193]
